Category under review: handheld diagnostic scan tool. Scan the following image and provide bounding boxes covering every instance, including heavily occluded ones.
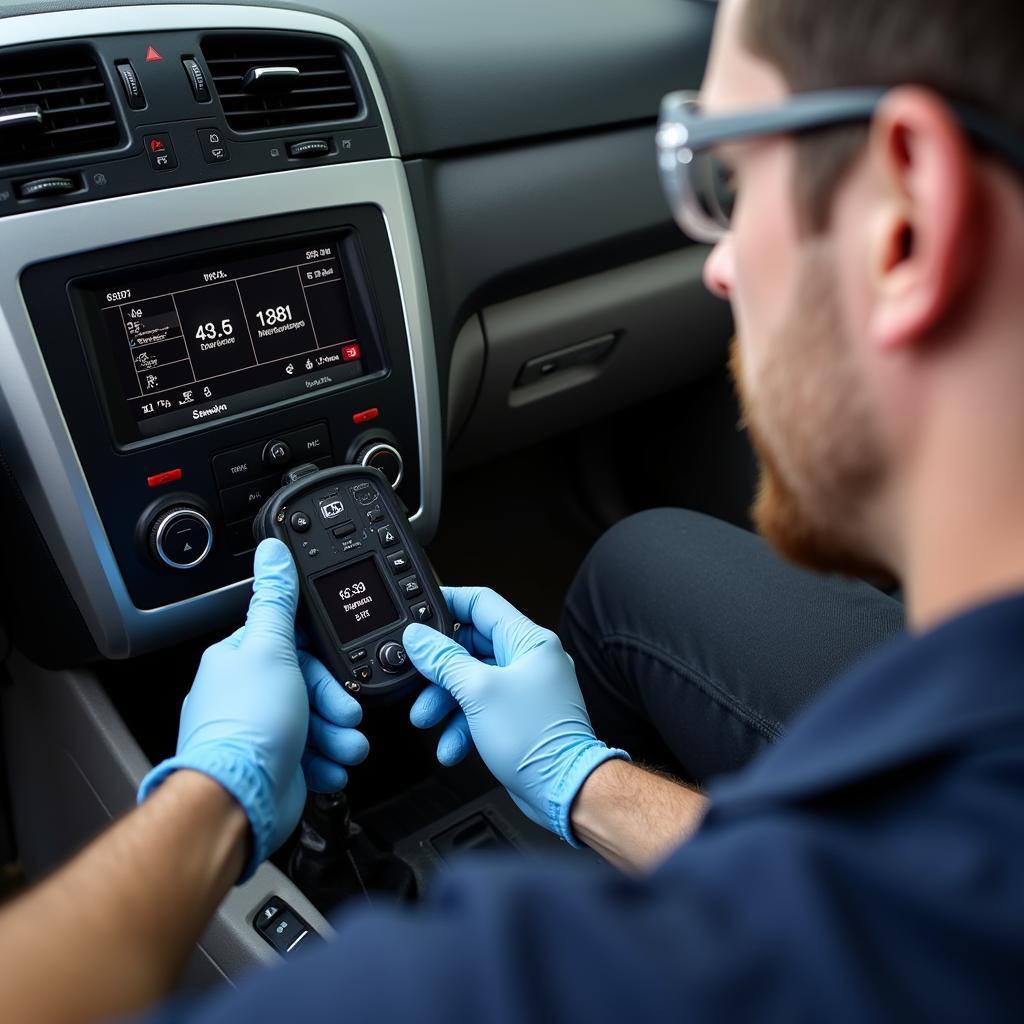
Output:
[254,464,453,700]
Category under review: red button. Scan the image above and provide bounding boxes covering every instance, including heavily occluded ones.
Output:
[341,343,361,362]
[147,468,182,488]
[352,407,379,425]
[145,45,164,63]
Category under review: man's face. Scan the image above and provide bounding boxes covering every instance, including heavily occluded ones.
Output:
[699,0,890,578]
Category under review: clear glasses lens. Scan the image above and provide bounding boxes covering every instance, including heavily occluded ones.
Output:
[658,93,733,244]
[689,149,735,233]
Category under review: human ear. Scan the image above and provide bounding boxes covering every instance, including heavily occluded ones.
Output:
[865,87,979,352]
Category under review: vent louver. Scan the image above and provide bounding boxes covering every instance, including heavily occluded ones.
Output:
[201,33,360,132]
[0,45,119,167]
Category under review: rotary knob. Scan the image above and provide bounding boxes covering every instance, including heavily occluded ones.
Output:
[148,507,214,570]
[354,440,404,489]
[377,641,408,674]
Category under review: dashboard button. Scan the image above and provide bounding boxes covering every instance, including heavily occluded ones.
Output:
[18,176,77,199]
[377,524,399,547]
[147,468,182,489]
[150,508,213,569]
[196,127,229,163]
[183,59,211,103]
[226,518,258,555]
[281,422,330,461]
[288,139,330,159]
[143,133,177,171]
[115,61,146,109]
[212,444,265,488]
[220,474,277,521]
[397,574,421,599]
[263,439,291,467]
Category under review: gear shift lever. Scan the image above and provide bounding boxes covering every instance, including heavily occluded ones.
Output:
[288,791,416,914]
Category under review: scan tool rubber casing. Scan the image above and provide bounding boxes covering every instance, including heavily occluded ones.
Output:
[253,464,452,701]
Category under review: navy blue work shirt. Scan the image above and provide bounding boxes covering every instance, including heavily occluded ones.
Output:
[146,593,1024,1022]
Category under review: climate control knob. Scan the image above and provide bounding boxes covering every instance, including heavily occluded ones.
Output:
[377,641,408,674]
[354,441,404,490]
[148,507,214,570]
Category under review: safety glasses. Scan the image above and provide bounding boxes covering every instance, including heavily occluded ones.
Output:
[657,88,1024,244]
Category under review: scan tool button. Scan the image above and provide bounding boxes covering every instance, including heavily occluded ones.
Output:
[378,642,408,674]
[331,520,356,539]
[348,648,367,663]
[397,575,422,599]
[377,524,399,548]
[143,133,177,171]
[350,480,378,506]
[319,495,346,521]
[289,511,311,533]
[386,550,410,575]
[410,601,433,622]
[353,664,373,684]
[366,508,385,524]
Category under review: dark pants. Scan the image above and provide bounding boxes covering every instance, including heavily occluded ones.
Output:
[560,510,905,787]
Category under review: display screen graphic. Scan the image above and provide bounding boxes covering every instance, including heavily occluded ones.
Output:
[85,239,366,439]
[313,557,401,645]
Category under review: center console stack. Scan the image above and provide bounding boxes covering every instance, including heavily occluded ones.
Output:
[22,206,422,616]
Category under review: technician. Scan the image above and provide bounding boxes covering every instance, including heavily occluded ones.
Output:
[1,0,1022,1020]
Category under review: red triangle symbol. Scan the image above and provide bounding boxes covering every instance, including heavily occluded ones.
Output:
[145,45,163,63]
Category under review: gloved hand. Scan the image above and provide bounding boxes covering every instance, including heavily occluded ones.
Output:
[138,539,369,880]
[403,587,629,845]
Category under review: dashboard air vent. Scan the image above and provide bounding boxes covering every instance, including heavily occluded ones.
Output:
[201,34,360,132]
[0,45,119,167]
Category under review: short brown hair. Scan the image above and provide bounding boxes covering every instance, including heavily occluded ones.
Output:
[742,0,1024,232]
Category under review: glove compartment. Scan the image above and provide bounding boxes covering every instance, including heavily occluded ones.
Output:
[446,246,733,471]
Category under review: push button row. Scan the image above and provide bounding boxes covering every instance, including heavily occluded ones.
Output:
[213,422,331,488]
[215,422,333,555]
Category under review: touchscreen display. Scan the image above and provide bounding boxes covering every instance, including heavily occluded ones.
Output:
[82,238,368,440]
[313,557,400,645]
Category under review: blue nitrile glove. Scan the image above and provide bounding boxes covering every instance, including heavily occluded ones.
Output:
[138,539,369,880]
[403,587,630,845]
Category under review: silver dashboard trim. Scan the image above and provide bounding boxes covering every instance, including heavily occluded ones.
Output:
[1,4,401,156]
[0,12,440,660]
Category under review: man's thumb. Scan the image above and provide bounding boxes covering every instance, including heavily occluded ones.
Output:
[403,623,479,702]
[244,539,299,642]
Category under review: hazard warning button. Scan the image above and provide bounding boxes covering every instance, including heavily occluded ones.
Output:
[149,507,213,570]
